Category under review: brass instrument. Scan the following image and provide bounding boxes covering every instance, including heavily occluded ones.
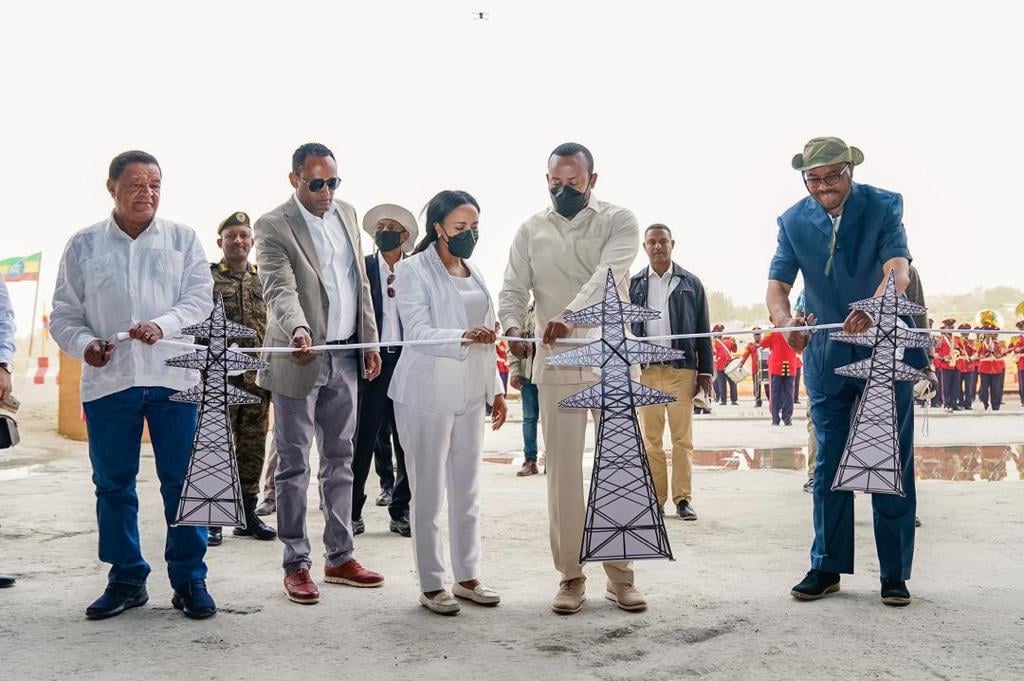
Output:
[975,309,1005,330]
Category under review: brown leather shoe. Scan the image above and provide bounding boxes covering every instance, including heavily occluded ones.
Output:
[516,461,539,477]
[284,568,319,604]
[324,559,384,588]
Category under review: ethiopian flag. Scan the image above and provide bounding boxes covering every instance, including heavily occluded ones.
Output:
[0,252,42,282]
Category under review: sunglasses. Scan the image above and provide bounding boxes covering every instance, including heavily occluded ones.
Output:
[387,273,396,298]
[803,164,850,189]
[299,176,341,192]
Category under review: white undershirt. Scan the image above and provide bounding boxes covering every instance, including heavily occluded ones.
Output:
[293,195,357,341]
[452,273,490,399]
[644,267,679,348]
[377,251,401,344]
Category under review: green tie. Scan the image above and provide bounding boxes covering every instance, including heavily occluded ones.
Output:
[824,221,838,276]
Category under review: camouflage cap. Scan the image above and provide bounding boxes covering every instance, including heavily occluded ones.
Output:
[217,211,251,235]
[791,137,864,171]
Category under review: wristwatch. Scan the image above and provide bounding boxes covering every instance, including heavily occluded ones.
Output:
[0,363,10,375]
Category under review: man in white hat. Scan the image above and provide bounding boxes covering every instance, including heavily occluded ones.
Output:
[351,204,418,538]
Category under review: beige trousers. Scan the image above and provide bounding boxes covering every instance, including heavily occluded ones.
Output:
[539,382,634,585]
[638,365,697,506]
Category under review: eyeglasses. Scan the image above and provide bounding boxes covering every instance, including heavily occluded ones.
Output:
[387,273,395,298]
[803,164,850,189]
[299,176,341,192]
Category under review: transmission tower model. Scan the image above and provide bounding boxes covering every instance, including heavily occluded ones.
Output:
[166,295,267,527]
[548,269,685,562]
[829,269,933,495]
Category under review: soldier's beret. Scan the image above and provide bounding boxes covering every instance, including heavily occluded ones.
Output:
[218,211,252,235]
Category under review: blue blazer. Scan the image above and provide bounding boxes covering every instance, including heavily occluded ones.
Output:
[768,183,925,394]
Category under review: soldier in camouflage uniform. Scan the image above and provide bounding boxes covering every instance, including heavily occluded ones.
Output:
[208,211,276,545]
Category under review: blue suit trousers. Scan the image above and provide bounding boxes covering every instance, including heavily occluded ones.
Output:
[807,380,916,580]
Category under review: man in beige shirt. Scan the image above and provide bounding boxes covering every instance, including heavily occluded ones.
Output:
[500,142,643,614]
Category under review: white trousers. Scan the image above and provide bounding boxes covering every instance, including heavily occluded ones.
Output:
[394,397,485,592]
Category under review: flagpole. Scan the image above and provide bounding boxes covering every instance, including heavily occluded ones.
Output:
[27,254,41,358]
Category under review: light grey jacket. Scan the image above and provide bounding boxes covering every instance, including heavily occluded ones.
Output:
[388,246,503,414]
[254,197,378,399]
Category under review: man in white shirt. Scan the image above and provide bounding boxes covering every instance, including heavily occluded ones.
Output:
[351,204,417,539]
[50,150,216,620]
[254,143,383,605]
[500,143,644,614]
[628,224,714,522]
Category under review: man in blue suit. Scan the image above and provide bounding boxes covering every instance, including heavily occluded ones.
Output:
[766,137,926,607]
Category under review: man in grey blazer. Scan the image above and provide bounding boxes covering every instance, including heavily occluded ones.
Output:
[255,142,383,605]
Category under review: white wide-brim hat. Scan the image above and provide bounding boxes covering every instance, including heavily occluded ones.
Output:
[362,203,419,254]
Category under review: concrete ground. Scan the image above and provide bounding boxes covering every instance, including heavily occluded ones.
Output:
[1,383,1022,681]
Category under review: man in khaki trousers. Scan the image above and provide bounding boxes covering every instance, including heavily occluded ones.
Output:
[628,224,713,522]
[500,143,642,614]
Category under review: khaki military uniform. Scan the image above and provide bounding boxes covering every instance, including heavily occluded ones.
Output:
[211,260,270,496]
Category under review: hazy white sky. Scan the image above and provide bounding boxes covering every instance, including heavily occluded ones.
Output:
[2,0,1022,333]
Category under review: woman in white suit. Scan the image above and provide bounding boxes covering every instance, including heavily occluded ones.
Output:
[388,190,507,615]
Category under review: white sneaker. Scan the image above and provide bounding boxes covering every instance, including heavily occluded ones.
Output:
[419,591,460,615]
[452,583,500,605]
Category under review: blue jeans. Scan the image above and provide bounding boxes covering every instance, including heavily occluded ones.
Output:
[520,378,539,461]
[83,387,207,589]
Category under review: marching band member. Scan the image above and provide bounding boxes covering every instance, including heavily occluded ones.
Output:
[741,328,764,407]
[955,323,976,409]
[935,318,960,412]
[976,328,1007,411]
[712,325,738,405]
[1011,320,1024,406]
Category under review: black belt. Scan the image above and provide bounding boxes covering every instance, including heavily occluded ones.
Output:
[381,345,402,355]
[326,334,358,346]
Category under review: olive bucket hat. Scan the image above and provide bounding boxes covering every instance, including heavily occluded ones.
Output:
[792,136,864,171]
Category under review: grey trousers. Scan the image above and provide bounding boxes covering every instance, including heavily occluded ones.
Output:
[272,351,359,574]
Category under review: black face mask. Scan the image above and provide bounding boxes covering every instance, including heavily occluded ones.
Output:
[374,230,403,253]
[441,229,478,259]
[550,184,590,218]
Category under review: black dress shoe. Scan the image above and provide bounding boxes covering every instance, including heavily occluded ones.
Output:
[172,580,217,619]
[207,527,223,547]
[676,500,697,521]
[86,582,149,620]
[0,574,16,588]
[233,495,277,540]
[376,489,393,507]
[389,517,411,537]
[353,518,365,535]
[880,579,911,606]
[791,570,840,600]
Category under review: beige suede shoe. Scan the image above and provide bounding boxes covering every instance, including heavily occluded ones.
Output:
[605,582,647,611]
[551,577,587,614]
